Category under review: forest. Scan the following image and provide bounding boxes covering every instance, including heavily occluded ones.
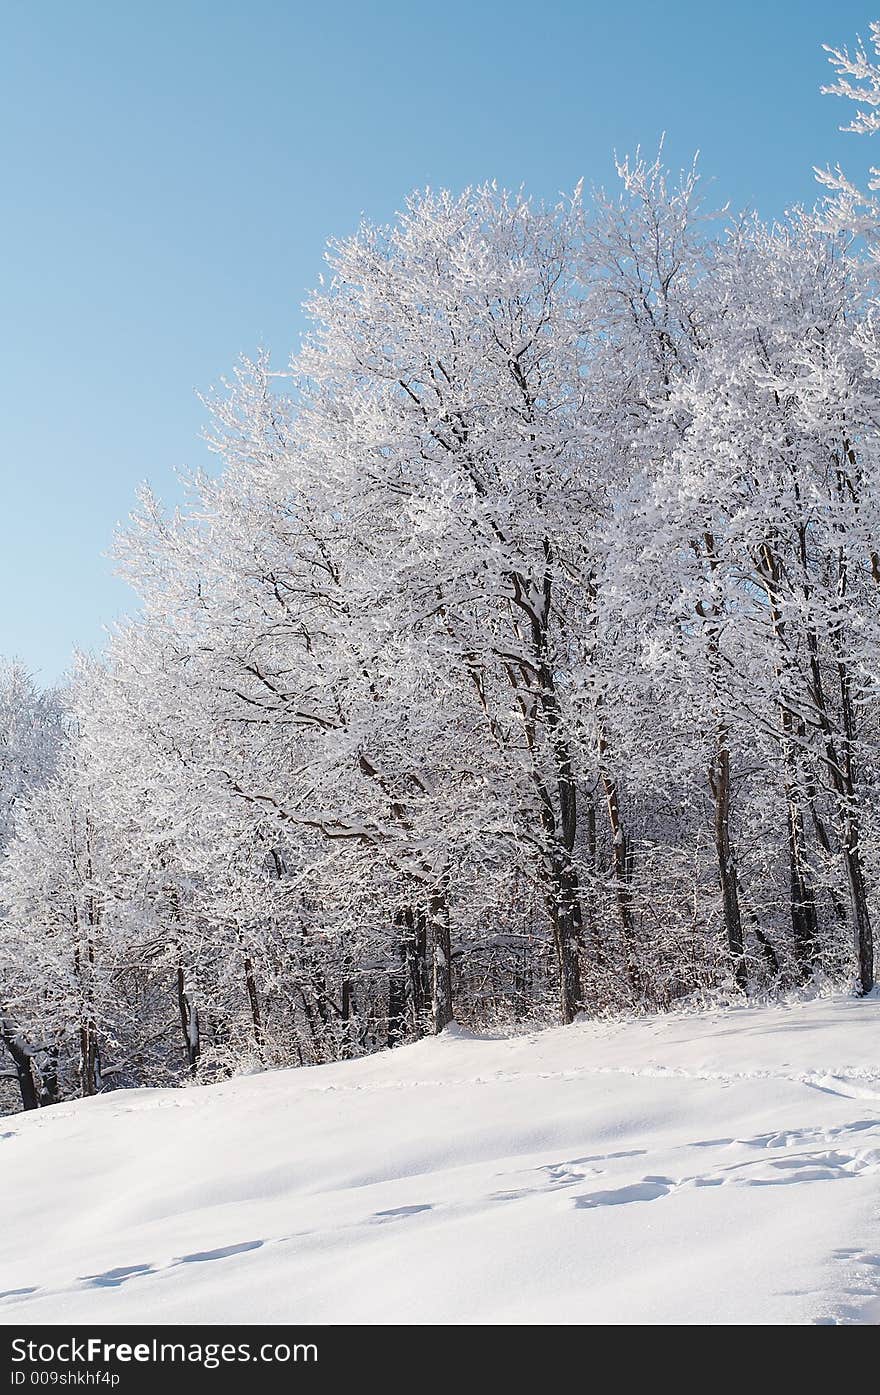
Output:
[4,26,880,1115]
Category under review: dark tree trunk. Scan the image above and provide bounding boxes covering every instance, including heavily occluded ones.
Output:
[244,954,264,1058]
[396,906,430,1037]
[843,842,874,996]
[583,788,603,969]
[73,930,102,1098]
[389,905,428,1045]
[39,1047,59,1108]
[837,445,875,992]
[508,549,584,1026]
[340,969,355,1059]
[165,881,201,1076]
[757,537,820,979]
[79,1022,100,1097]
[16,1061,39,1110]
[697,532,746,992]
[546,857,584,1025]
[1,1020,41,1111]
[177,964,200,1077]
[709,740,747,992]
[836,646,874,994]
[792,470,874,994]
[387,963,406,1047]
[430,888,453,1034]
[414,911,430,1019]
[787,801,820,977]
[600,766,634,944]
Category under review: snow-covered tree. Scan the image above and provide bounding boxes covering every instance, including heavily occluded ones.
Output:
[6,23,880,1113]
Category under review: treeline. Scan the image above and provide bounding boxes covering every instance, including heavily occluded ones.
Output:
[4,34,880,1110]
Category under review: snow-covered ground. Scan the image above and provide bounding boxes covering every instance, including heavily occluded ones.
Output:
[1,993,879,1325]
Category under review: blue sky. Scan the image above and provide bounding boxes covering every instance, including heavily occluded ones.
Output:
[2,0,877,683]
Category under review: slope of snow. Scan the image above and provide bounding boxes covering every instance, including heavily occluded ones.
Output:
[1,994,879,1325]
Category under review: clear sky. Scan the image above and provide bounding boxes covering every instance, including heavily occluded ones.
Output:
[2,0,878,683]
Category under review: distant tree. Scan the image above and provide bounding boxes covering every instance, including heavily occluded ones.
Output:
[0,662,65,1108]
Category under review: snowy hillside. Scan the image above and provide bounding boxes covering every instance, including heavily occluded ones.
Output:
[2,994,879,1326]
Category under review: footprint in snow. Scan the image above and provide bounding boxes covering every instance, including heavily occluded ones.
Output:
[737,1119,879,1151]
[80,1264,154,1289]
[738,1148,880,1186]
[176,1240,265,1264]
[574,1178,675,1208]
[542,1162,603,1188]
[372,1205,432,1222]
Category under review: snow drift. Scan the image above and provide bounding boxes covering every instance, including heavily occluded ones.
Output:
[1,994,879,1325]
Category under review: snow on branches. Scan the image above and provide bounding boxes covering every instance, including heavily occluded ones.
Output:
[3,22,880,1111]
